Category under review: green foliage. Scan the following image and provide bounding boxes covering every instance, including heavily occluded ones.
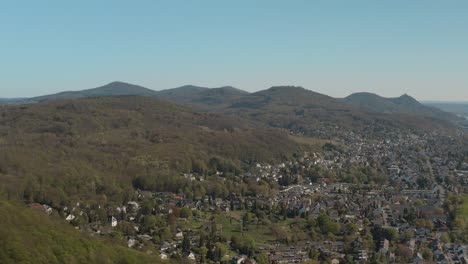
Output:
[182,235,191,255]
[420,247,433,261]
[343,166,388,185]
[445,194,468,242]
[440,232,451,243]
[180,207,192,219]
[316,214,341,235]
[255,252,270,264]
[199,246,208,263]
[211,242,228,262]
[0,200,161,264]
[402,229,414,242]
[372,226,399,243]
[230,234,256,256]
[269,223,290,243]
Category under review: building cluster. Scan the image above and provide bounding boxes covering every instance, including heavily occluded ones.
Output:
[30,128,467,263]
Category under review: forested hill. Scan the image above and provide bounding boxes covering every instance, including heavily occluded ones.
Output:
[343,92,458,121]
[154,85,458,135]
[218,86,457,136]
[157,85,248,109]
[3,81,159,104]
[0,96,299,204]
[0,81,460,135]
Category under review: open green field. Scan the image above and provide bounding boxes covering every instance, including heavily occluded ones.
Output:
[184,210,313,246]
[289,135,335,146]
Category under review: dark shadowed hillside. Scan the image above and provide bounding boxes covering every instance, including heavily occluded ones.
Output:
[157,85,248,109]
[157,85,210,102]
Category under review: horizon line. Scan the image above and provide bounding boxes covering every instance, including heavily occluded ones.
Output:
[1,80,467,103]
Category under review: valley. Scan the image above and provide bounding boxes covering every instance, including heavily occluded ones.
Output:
[0,83,466,263]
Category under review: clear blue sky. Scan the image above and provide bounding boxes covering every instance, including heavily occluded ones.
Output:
[1,0,467,101]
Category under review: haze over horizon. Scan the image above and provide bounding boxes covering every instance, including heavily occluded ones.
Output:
[1,0,467,101]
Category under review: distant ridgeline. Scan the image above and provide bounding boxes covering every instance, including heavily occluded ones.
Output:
[0,81,464,135]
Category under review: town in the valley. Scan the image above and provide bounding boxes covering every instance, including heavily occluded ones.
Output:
[30,128,468,264]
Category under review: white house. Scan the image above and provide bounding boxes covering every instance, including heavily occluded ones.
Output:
[127,238,136,248]
[175,231,184,240]
[65,214,75,221]
[110,216,118,227]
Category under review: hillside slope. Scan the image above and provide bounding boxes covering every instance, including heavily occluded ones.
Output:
[0,200,161,264]
[0,96,299,203]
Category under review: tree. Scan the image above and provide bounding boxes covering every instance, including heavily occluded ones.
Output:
[212,242,228,262]
[210,219,219,239]
[383,227,399,242]
[242,235,257,257]
[231,234,242,251]
[344,254,355,264]
[200,246,208,263]
[255,252,270,264]
[199,230,207,247]
[421,247,433,261]
[159,227,172,242]
[182,235,191,255]
[180,207,192,219]
[118,221,136,236]
[142,215,157,233]
[416,219,434,230]
[317,214,340,235]
[140,199,154,215]
[395,244,412,263]
[270,224,289,244]
[440,233,450,243]
[402,229,414,242]
[345,223,358,235]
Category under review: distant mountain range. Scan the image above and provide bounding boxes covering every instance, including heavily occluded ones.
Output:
[157,85,248,109]
[1,82,247,106]
[0,81,463,132]
[342,92,457,121]
[1,82,157,104]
